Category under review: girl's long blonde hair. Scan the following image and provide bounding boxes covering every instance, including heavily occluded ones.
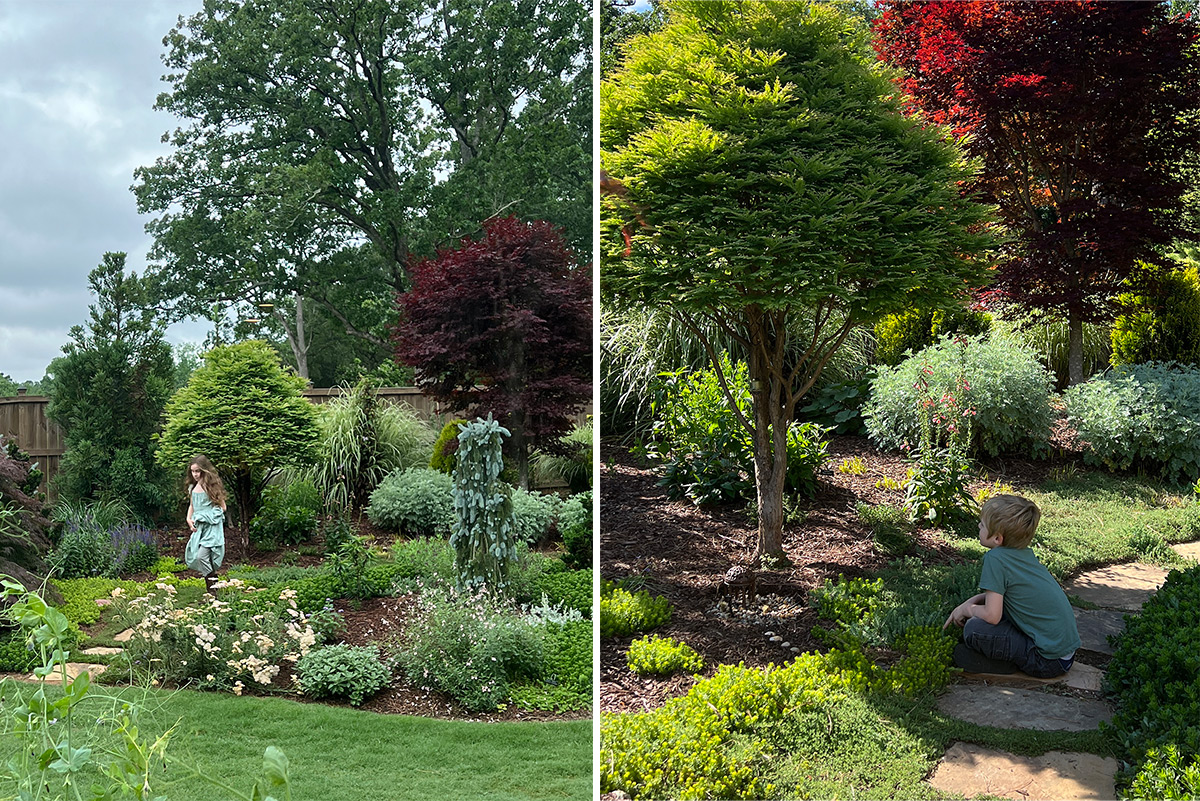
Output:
[188,455,227,508]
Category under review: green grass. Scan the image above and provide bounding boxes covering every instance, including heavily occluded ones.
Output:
[0,681,592,800]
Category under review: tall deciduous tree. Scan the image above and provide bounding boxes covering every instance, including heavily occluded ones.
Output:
[394,217,591,489]
[45,253,175,521]
[602,0,997,561]
[155,340,320,550]
[134,0,590,352]
[873,0,1200,385]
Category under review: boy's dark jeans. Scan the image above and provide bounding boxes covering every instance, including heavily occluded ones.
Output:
[961,617,1070,678]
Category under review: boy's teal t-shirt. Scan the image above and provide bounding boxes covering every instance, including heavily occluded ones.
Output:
[978,546,1081,660]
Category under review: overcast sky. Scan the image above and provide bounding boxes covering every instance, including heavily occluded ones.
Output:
[0,0,208,384]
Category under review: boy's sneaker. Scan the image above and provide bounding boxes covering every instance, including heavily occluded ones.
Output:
[952,643,1018,674]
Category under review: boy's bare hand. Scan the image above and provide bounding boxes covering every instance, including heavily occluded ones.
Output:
[943,604,970,630]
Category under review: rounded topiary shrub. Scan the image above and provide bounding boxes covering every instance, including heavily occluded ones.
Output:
[874,306,991,366]
[295,643,393,706]
[864,334,1054,457]
[1063,362,1200,483]
[429,419,467,474]
[365,467,453,536]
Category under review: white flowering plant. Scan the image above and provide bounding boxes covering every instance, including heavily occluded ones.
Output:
[109,579,318,694]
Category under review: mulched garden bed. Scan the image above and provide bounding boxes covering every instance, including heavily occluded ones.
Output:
[599,432,1089,715]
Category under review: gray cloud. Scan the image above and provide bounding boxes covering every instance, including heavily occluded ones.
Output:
[0,0,198,382]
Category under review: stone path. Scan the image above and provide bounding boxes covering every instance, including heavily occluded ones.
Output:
[927,545,1196,800]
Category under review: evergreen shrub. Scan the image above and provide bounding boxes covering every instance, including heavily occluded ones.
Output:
[429,419,467,474]
[626,634,704,676]
[873,306,991,366]
[250,480,322,547]
[558,491,593,569]
[366,467,454,536]
[600,581,670,637]
[1111,267,1200,367]
[1063,362,1200,483]
[864,335,1054,457]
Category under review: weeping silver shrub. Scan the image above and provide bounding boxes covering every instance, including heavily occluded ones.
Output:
[450,416,517,594]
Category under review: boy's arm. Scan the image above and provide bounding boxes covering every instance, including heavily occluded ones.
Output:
[943,591,1004,629]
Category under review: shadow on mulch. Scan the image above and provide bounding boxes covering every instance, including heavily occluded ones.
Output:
[599,433,1088,715]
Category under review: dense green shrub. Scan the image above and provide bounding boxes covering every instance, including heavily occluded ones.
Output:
[0,631,38,672]
[366,468,454,536]
[1127,745,1200,800]
[429,419,467,474]
[390,536,456,585]
[600,581,671,637]
[250,480,322,548]
[558,491,593,569]
[991,310,1112,390]
[1104,564,1200,787]
[534,568,593,617]
[627,635,704,676]
[510,488,561,546]
[1111,267,1200,368]
[864,334,1054,457]
[395,588,544,711]
[873,306,991,366]
[509,620,592,712]
[1064,363,1200,483]
[48,518,116,579]
[785,422,830,498]
[295,644,393,706]
[532,419,593,493]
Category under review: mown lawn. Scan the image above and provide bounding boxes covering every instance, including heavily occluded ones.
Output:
[0,681,593,800]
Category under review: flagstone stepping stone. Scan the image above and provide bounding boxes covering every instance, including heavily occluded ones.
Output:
[1073,607,1127,656]
[81,646,123,657]
[1063,563,1168,612]
[928,741,1117,800]
[960,662,1104,693]
[113,629,134,643]
[938,685,1111,731]
[25,663,107,684]
[1172,540,1200,563]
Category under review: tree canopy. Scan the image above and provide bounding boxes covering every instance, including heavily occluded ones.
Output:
[394,217,591,489]
[602,0,998,559]
[133,0,591,361]
[873,0,1200,384]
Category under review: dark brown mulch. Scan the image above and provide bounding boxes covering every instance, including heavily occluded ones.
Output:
[599,432,1090,715]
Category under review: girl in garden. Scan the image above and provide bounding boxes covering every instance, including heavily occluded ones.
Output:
[185,455,226,595]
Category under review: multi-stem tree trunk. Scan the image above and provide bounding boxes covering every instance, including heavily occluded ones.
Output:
[1067,312,1085,387]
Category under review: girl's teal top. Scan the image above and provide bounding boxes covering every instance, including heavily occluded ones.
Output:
[185,488,225,573]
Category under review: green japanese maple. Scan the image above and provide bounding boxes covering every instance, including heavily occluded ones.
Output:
[601,0,998,560]
[156,341,320,546]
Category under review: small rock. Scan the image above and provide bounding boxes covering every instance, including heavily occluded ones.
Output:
[781,642,791,648]
[769,636,782,642]
[790,647,801,654]
[764,631,776,637]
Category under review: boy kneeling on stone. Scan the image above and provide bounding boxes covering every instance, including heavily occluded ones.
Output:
[943,494,1080,677]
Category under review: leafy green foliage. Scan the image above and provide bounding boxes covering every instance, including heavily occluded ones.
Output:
[1104,565,1200,779]
[295,644,393,707]
[1128,745,1200,800]
[874,305,992,366]
[534,569,593,617]
[508,620,592,712]
[450,417,518,593]
[558,491,593,570]
[156,340,320,527]
[46,252,174,521]
[532,419,593,493]
[0,631,37,672]
[250,480,323,548]
[1064,362,1200,482]
[865,334,1054,457]
[510,488,560,546]
[1111,266,1200,368]
[429,419,467,474]
[365,467,454,537]
[991,310,1112,390]
[627,635,704,676]
[390,536,456,586]
[600,580,671,637]
[797,375,874,436]
[855,502,913,557]
[47,502,158,579]
[395,588,544,712]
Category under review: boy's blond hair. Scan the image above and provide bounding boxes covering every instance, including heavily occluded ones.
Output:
[980,494,1041,549]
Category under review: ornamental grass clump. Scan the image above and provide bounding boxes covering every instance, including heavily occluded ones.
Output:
[394,586,543,712]
[110,580,318,694]
[600,581,671,637]
[627,635,704,676]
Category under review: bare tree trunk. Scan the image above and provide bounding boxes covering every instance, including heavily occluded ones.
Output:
[1067,312,1084,387]
[747,330,791,565]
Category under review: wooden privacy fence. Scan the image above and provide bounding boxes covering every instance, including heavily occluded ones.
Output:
[0,388,590,503]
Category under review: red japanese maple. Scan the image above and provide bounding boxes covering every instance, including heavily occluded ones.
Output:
[874,0,1200,384]
[394,217,592,488]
